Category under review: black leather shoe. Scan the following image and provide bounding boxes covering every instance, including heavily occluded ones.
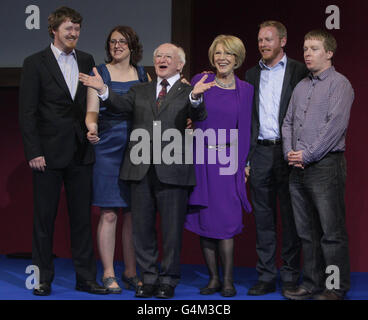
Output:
[283,286,313,300]
[281,281,298,295]
[221,286,237,297]
[248,281,276,296]
[200,285,222,295]
[135,284,158,298]
[155,284,175,299]
[76,280,109,294]
[313,289,344,300]
[33,282,51,296]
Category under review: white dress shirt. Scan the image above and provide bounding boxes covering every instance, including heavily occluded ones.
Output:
[50,43,79,99]
[258,54,287,140]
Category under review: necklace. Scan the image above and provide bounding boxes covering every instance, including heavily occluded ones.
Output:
[215,76,235,88]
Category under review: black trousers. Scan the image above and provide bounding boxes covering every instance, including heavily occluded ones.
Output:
[32,160,96,283]
[130,166,189,287]
[249,144,301,283]
[289,152,350,295]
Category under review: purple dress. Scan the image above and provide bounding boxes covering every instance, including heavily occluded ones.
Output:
[185,73,254,239]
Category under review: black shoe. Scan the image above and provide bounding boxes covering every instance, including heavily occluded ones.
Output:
[313,289,344,300]
[283,286,313,300]
[200,285,222,295]
[281,281,298,295]
[247,281,276,296]
[33,282,51,296]
[155,284,175,299]
[221,285,237,297]
[135,284,158,298]
[76,280,109,294]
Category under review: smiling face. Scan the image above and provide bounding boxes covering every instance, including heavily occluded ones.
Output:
[109,31,131,63]
[303,39,333,76]
[52,19,80,53]
[213,43,236,77]
[154,43,184,79]
[258,26,286,67]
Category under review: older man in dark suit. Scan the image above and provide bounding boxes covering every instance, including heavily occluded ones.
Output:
[19,6,107,296]
[80,43,212,298]
[245,21,308,296]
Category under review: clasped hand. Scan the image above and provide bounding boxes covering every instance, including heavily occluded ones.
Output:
[287,150,304,169]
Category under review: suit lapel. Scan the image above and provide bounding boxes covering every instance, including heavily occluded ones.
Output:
[147,80,158,117]
[74,50,85,101]
[254,66,261,118]
[279,60,293,124]
[157,79,183,117]
[42,46,73,101]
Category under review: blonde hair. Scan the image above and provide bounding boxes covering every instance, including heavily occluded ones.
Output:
[259,20,287,39]
[208,35,246,69]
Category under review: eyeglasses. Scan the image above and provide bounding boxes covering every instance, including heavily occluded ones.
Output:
[109,39,128,46]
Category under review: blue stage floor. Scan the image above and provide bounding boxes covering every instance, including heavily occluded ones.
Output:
[1,255,367,300]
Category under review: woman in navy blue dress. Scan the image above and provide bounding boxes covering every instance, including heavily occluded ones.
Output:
[85,26,150,293]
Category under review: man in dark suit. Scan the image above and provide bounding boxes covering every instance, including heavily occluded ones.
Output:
[19,7,108,296]
[79,43,212,298]
[245,21,308,296]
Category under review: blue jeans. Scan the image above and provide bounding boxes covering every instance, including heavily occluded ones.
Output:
[289,152,350,296]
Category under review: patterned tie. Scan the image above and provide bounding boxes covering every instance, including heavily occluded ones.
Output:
[157,79,169,109]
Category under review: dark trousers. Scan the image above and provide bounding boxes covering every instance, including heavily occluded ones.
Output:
[32,160,96,283]
[130,166,189,287]
[289,152,350,295]
[249,144,301,283]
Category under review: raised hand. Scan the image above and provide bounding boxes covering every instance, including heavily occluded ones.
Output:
[79,67,106,94]
[192,75,215,99]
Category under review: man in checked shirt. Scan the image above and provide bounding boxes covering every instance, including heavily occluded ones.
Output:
[282,30,354,300]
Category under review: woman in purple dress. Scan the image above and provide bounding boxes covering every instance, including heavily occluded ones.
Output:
[185,35,254,297]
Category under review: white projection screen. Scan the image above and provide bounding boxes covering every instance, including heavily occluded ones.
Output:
[0,0,172,67]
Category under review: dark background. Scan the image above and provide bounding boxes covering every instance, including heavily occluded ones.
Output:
[1,0,367,272]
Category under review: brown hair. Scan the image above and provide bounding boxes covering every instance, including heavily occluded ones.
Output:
[208,35,246,69]
[304,29,337,54]
[48,6,82,38]
[105,26,143,66]
[259,20,287,39]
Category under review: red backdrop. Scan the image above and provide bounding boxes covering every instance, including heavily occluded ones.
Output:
[1,0,367,272]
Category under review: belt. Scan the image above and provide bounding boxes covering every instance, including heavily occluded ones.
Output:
[207,143,231,150]
[257,139,281,146]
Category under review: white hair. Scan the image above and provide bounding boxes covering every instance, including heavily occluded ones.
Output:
[153,43,186,65]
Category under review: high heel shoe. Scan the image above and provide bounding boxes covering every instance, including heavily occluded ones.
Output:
[101,277,122,294]
[121,274,141,291]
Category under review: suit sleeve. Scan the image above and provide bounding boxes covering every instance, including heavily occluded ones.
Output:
[103,86,136,114]
[190,100,207,121]
[19,56,43,161]
[189,75,207,121]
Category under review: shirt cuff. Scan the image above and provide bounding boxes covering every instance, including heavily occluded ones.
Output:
[189,91,202,107]
[302,149,312,165]
[97,85,109,101]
